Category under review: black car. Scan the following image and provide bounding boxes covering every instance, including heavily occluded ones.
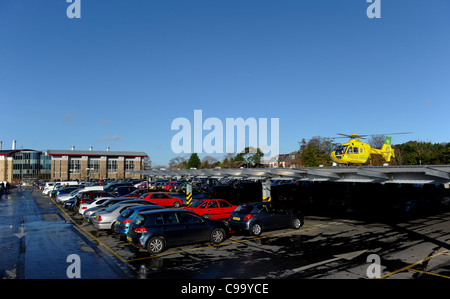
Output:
[127,209,229,254]
[113,186,137,197]
[228,202,304,236]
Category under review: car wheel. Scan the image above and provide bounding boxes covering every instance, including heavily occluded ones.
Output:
[291,218,302,229]
[147,237,165,254]
[250,223,262,236]
[110,222,117,234]
[173,201,181,208]
[203,214,211,219]
[210,228,226,244]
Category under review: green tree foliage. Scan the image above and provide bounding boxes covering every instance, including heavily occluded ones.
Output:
[235,146,264,167]
[299,137,337,167]
[186,153,201,169]
[394,141,449,165]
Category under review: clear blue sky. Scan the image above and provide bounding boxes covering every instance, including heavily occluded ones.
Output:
[1,0,449,166]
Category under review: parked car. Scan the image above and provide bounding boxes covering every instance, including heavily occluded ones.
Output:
[127,209,228,254]
[113,186,137,197]
[51,186,81,198]
[103,183,132,193]
[56,189,82,204]
[114,205,165,237]
[87,199,154,223]
[91,202,149,231]
[78,196,115,215]
[124,189,152,198]
[73,190,115,210]
[228,202,304,236]
[63,198,76,210]
[83,197,143,220]
[183,199,237,220]
[139,192,183,208]
[134,181,148,189]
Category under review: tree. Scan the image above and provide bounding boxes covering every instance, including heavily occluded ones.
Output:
[201,156,219,168]
[298,136,336,166]
[394,141,450,165]
[169,156,187,169]
[234,147,264,167]
[143,157,152,170]
[187,153,201,169]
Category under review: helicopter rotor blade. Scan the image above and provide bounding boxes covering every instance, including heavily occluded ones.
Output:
[372,132,413,136]
[336,133,369,139]
[336,132,412,139]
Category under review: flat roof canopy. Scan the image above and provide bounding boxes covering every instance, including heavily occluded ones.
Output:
[128,165,450,185]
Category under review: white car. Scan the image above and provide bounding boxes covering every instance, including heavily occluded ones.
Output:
[43,185,56,195]
[56,189,82,204]
[78,197,115,215]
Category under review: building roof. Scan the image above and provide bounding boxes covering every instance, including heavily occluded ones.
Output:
[47,150,148,157]
[0,149,39,156]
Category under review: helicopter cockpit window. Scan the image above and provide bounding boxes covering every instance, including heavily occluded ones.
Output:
[354,147,359,154]
[334,145,348,155]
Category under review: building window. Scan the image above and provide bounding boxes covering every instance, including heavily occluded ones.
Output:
[125,159,134,172]
[108,159,118,173]
[89,159,100,174]
[70,159,81,174]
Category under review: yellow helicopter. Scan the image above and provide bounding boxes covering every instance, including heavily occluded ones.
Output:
[330,133,410,165]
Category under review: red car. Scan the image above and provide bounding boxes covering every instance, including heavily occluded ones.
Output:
[183,199,237,220]
[139,192,183,208]
[124,189,152,198]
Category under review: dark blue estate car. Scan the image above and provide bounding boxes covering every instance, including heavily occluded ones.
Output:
[228,202,304,236]
[127,209,228,254]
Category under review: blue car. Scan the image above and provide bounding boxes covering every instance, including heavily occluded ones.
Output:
[127,209,228,254]
[114,205,164,236]
[228,202,304,236]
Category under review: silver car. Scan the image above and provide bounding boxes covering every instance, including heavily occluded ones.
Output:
[83,197,134,221]
[91,201,152,231]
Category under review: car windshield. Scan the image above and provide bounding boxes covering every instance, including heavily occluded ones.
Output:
[99,199,119,207]
[234,204,254,213]
[133,214,146,225]
[104,204,121,213]
[120,208,134,218]
[69,190,79,196]
[190,200,205,208]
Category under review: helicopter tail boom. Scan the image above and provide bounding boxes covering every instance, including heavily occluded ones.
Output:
[370,136,395,162]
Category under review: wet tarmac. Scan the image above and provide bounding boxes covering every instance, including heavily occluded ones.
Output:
[1,186,450,280]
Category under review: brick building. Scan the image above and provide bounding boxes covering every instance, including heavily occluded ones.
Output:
[47,148,148,181]
[0,142,148,183]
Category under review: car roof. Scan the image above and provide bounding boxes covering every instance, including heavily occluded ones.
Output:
[240,202,278,207]
[138,208,188,216]
[128,205,164,210]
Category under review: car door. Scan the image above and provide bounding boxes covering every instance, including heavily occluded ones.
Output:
[158,193,172,206]
[256,203,277,230]
[218,200,235,219]
[205,200,219,219]
[267,203,291,229]
[148,193,162,205]
[155,211,183,246]
[177,212,211,243]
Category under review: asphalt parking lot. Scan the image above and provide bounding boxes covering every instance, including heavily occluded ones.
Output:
[1,186,450,280]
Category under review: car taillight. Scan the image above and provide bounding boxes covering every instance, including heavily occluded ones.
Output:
[134,227,147,233]
[244,214,253,221]
[123,219,132,224]
[82,207,87,209]
[98,215,102,221]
